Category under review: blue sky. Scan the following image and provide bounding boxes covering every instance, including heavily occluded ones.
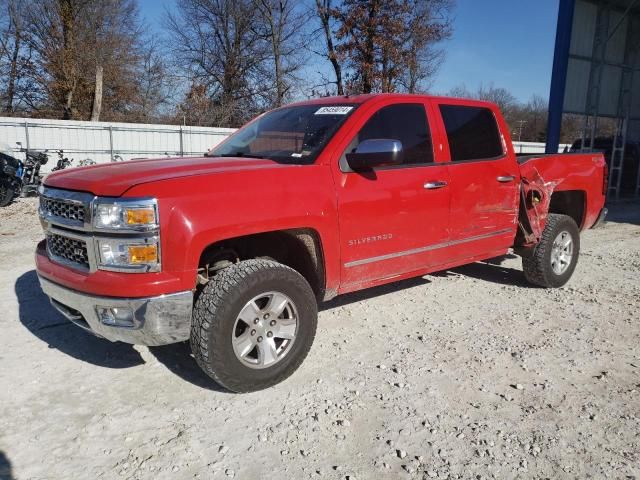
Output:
[138,0,561,103]
[435,0,560,101]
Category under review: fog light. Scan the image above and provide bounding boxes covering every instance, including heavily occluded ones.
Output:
[96,306,135,327]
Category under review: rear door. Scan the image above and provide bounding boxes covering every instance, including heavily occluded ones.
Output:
[331,99,451,291]
[432,101,519,260]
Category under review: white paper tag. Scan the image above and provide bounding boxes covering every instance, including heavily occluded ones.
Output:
[314,106,353,115]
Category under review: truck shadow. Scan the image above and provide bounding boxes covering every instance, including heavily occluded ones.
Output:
[15,270,228,391]
[147,343,231,393]
[604,202,640,226]
[322,276,431,310]
[440,255,533,288]
[14,256,527,391]
[0,450,13,480]
[14,270,144,369]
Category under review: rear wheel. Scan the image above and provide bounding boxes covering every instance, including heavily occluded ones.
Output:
[190,259,318,392]
[522,213,580,288]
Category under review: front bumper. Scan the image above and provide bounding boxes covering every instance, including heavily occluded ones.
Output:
[38,275,193,346]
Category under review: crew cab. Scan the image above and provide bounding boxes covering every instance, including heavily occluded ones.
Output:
[36,94,607,392]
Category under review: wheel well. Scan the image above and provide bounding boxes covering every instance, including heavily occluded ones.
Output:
[549,190,585,229]
[198,229,326,300]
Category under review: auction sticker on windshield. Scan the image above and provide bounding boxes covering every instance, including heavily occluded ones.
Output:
[314,106,353,115]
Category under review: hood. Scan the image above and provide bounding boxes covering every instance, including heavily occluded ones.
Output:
[44,156,281,197]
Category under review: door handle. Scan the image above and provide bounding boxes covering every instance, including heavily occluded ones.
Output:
[424,181,448,190]
[496,175,516,183]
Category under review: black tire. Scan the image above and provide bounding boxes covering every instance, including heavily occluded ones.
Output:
[0,180,15,207]
[190,259,318,392]
[522,213,580,288]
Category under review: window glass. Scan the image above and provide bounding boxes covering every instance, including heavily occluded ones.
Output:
[211,105,357,164]
[355,104,433,165]
[439,105,503,161]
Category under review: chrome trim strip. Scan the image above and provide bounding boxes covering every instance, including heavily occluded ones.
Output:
[344,228,513,268]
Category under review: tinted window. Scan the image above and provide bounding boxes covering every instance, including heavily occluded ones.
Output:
[439,105,503,161]
[356,104,433,165]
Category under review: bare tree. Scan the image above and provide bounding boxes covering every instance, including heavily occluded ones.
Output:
[167,0,267,127]
[401,0,453,93]
[313,0,344,95]
[0,0,32,114]
[253,0,307,108]
[131,37,176,121]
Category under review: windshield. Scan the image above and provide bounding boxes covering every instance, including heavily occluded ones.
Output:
[210,104,358,164]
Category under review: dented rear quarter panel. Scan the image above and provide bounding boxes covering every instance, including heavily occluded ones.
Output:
[518,153,606,234]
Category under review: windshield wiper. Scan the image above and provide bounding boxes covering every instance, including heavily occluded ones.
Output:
[215,152,268,159]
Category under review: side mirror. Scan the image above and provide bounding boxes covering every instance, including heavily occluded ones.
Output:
[346,139,403,171]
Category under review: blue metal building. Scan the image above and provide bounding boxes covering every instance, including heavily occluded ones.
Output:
[546,0,640,198]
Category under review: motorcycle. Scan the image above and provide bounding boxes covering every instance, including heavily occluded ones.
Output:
[52,150,73,171]
[0,143,21,207]
[15,142,49,197]
[78,158,97,166]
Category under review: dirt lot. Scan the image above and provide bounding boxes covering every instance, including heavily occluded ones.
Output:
[0,197,639,480]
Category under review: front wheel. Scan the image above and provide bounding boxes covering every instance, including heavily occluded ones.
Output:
[190,259,318,392]
[522,213,580,288]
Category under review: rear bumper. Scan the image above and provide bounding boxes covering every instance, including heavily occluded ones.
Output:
[592,207,608,229]
[38,275,193,346]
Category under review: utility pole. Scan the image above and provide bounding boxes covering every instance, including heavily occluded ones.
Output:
[516,120,527,142]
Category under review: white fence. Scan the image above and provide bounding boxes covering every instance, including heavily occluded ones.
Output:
[0,117,235,173]
[0,116,568,174]
[512,141,571,154]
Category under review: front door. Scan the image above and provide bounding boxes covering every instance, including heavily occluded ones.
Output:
[332,100,451,291]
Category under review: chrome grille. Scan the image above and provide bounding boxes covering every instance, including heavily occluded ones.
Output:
[47,233,90,270]
[41,196,86,223]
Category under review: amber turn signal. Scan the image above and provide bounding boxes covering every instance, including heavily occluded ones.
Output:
[128,245,158,264]
[126,207,156,225]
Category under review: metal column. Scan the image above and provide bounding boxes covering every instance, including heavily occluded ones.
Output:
[546,0,576,154]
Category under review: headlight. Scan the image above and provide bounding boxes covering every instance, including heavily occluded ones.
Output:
[97,237,160,272]
[93,198,158,232]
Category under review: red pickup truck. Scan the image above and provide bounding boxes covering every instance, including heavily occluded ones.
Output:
[36,94,607,392]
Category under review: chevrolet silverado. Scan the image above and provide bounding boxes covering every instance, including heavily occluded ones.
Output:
[36,94,607,392]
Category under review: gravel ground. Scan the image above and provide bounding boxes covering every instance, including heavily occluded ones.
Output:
[0,197,639,480]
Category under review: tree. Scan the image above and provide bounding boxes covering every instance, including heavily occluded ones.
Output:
[130,37,176,122]
[24,0,144,121]
[167,0,267,127]
[0,0,36,114]
[333,0,452,94]
[314,0,344,95]
[401,0,453,93]
[253,0,307,108]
